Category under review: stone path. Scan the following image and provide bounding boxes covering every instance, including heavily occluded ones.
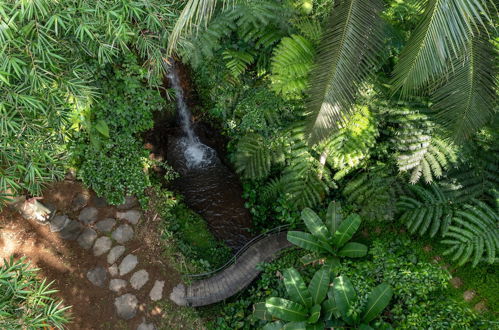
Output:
[44,194,162,329]
[169,231,292,307]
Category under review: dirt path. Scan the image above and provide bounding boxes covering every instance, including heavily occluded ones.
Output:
[0,181,183,329]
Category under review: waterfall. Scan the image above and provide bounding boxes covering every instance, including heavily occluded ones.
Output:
[165,60,216,169]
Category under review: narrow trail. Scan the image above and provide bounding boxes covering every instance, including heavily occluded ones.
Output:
[170,231,293,307]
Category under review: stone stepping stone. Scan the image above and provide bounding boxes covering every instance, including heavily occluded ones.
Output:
[108,245,126,264]
[474,301,487,313]
[119,254,138,276]
[149,280,164,301]
[59,219,84,240]
[116,210,142,225]
[115,294,138,320]
[137,321,156,330]
[109,264,119,277]
[450,277,463,289]
[463,290,476,302]
[77,228,98,250]
[50,215,70,233]
[117,196,138,210]
[72,192,90,211]
[92,195,108,208]
[130,270,149,290]
[95,218,116,233]
[112,224,134,244]
[79,206,98,225]
[109,279,128,293]
[93,236,112,256]
[87,266,107,288]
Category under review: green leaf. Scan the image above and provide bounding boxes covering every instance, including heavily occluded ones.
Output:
[308,267,330,305]
[332,213,361,247]
[287,231,324,253]
[266,297,309,322]
[338,242,368,258]
[307,304,321,324]
[362,283,393,323]
[333,276,357,323]
[326,201,342,237]
[283,268,313,308]
[301,208,330,244]
[254,302,273,321]
[94,119,110,138]
[263,321,285,330]
[283,322,307,330]
[322,297,337,320]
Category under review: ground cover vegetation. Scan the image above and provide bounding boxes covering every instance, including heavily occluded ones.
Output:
[0,0,497,328]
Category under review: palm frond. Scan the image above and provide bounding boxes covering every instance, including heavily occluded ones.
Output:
[391,0,490,94]
[306,0,385,144]
[432,30,497,142]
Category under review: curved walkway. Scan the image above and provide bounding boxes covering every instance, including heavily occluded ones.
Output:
[170,231,293,307]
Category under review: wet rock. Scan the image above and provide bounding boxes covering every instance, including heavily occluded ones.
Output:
[93,236,112,256]
[78,206,98,225]
[112,224,134,244]
[130,270,149,290]
[87,266,107,287]
[92,195,108,208]
[95,218,116,233]
[109,264,119,277]
[137,321,156,330]
[450,277,463,289]
[114,294,138,320]
[116,210,142,225]
[109,279,128,293]
[50,215,70,233]
[463,290,476,302]
[107,245,126,264]
[117,196,139,210]
[119,254,138,276]
[77,228,98,250]
[59,220,84,240]
[72,192,90,211]
[149,280,164,301]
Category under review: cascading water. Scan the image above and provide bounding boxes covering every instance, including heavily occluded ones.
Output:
[165,61,217,169]
[159,59,252,250]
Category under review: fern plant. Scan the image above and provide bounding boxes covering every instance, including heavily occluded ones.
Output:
[441,200,498,267]
[234,133,272,180]
[397,183,454,238]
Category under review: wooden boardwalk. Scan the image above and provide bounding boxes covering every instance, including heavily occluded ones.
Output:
[169,231,292,307]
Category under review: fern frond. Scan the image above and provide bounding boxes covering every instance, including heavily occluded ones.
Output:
[271,34,315,98]
[234,133,272,180]
[306,0,385,143]
[223,49,255,77]
[398,183,453,237]
[442,199,498,267]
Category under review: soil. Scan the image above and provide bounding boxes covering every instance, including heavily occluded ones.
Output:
[0,180,181,330]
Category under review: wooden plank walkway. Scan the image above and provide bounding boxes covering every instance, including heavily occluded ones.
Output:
[169,231,292,307]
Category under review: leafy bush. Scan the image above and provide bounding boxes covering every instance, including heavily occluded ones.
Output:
[0,257,70,329]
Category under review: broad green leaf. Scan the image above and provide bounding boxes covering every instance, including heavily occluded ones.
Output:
[283,322,307,330]
[266,297,309,322]
[332,213,361,247]
[308,267,330,305]
[333,276,357,323]
[287,231,324,253]
[283,268,313,308]
[359,324,375,330]
[94,119,110,138]
[308,304,321,324]
[300,253,320,265]
[302,208,330,243]
[323,257,340,277]
[326,201,342,236]
[263,321,285,330]
[306,323,324,330]
[362,283,393,323]
[338,242,368,258]
[322,297,338,320]
[254,302,273,321]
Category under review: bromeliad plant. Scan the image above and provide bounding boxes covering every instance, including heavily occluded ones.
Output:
[254,268,393,329]
[287,202,368,265]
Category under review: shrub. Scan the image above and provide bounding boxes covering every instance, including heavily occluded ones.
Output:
[0,257,70,329]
